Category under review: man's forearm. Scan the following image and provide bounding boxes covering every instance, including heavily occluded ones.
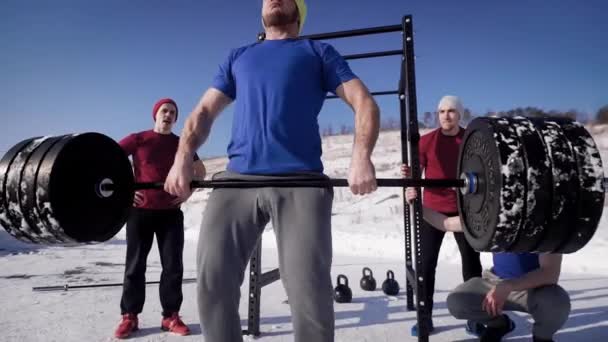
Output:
[502,266,560,292]
[423,208,448,232]
[177,110,214,161]
[422,208,462,232]
[352,99,380,159]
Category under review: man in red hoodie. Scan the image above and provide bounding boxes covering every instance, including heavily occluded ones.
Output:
[113,98,205,339]
[402,95,483,336]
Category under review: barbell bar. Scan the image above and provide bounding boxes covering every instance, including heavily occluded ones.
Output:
[0,116,605,254]
[99,177,471,192]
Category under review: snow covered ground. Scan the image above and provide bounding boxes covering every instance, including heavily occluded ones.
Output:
[1,129,607,341]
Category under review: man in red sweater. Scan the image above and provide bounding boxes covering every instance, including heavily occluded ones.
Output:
[113,98,205,339]
[402,95,483,336]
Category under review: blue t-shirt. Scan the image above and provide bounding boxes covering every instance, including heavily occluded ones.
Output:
[212,38,357,174]
[492,252,540,279]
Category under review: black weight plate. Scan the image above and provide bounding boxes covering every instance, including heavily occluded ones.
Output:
[458,117,526,252]
[20,135,73,244]
[507,117,552,252]
[529,119,578,253]
[0,137,43,243]
[554,119,604,253]
[36,133,134,243]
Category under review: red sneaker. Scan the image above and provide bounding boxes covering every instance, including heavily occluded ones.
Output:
[161,313,191,336]
[114,313,138,339]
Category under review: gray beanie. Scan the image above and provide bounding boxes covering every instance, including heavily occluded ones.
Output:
[437,95,464,115]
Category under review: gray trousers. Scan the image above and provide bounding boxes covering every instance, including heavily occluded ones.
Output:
[196,171,335,342]
[447,270,571,340]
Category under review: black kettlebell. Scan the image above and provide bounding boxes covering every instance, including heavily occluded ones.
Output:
[360,267,377,291]
[334,275,352,303]
[382,270,400,296]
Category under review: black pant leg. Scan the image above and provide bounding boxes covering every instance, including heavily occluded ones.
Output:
[155,209,185,317]
[419,219,446,314]
[120,209,155,314]
[454,231,482,281]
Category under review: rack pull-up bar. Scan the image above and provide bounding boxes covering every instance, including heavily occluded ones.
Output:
[300,24,403,40]
[343,49,403,61]
[257,24,402,42]
[326,90,400,100]
[250,15,430,342]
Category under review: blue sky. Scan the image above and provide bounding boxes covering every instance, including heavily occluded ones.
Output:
[1,0,607,158]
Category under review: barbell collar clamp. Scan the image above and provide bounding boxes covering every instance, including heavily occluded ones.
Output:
[460,172,478,195]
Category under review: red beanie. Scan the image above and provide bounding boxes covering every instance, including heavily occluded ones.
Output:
[152,98,178,122]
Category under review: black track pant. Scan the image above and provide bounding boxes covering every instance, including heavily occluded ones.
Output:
[120,208,184,317]
[419,213,482,314]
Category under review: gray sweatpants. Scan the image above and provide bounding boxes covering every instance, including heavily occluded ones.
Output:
[196,171,335,342]
[446,269,571,340]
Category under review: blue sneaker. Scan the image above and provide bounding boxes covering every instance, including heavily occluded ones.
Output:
[410,319,434,337]
[465,320,486,337]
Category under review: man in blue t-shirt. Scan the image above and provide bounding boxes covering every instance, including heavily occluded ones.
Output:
[448,253,570,342]
[164,1,380,341]
[423,209,571,342]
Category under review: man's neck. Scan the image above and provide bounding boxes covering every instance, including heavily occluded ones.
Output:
[264,24,298,40]
[153,127,172,135]
[440,126,460,136]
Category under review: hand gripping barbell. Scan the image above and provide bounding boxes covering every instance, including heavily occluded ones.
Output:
[0,116,604,254]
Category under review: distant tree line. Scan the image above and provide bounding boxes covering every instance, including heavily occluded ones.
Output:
[596,105,608,124]
[320,105,608,137]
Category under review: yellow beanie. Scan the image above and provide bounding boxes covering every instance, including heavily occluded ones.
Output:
[294,0,307,33]
[263,0,307,34]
